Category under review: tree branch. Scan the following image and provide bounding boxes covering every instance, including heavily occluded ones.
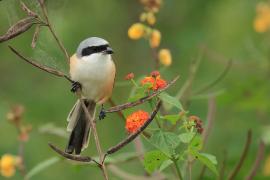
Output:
[78,95,109,180]
[8,46,72,82]
[104,100,161,158]
[105,76,178,113]
[48,143,99,165]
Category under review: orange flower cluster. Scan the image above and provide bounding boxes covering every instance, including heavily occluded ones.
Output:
[125,110,149,133]
[141,71,167,90]
[189,115,203,134]
[0,154,20,178]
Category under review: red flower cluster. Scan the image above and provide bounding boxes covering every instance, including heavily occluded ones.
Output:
[189,115,203,134]
[141,71,167,90]
[125,110,149,133]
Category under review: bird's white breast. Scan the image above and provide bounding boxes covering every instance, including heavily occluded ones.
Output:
[70,54,115,102]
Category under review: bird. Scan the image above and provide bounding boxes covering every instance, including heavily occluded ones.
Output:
[65,37,116,155]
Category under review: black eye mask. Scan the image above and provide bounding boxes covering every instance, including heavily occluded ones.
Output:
[81,44,109,56]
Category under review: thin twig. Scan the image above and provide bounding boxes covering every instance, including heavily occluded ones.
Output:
[78,95,109,180]
[105,76,178,113]
[202,97,216,148]
[228,130,252,180]
[174,49,204,108]
[48,143,99,164]
[38,0,69,63]
[105,100,161,157]
[218,150,227,180]
[193,59,232,95]
[17,140,27,177]
[151,47,159,69]
[245,141,265,180]
[8,46,72,82]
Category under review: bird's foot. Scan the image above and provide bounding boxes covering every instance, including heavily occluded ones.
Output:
[71,81,82,93]
[99,105,106,120]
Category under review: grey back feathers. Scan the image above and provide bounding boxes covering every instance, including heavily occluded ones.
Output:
[76,37,109,58]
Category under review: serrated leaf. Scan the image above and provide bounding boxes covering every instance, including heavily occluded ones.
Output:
[149,130,181,157]
[144,150,169,173]
[190,150,218,175]
[179,132,195,143]
[158,92,183,110]
[160,114,180,124]
[25,157,60,179]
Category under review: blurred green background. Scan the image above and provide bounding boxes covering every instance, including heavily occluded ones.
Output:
[0,0,270,179]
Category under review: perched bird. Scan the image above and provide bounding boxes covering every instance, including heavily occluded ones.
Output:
[65,37,115,155]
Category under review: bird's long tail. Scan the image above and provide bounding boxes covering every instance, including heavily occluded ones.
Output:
[65,99,96,155]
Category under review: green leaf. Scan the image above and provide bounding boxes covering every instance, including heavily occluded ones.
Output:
[200,153,218,165]
[159,159,173,171]
[128,87,146,102]
[160,114,181,124]
[25,157,60,179]
[189,135,202,151]
[158,92,183,110]
[190,150,218,175]
[144,150,169,173]
[149,130,181,157]
[179,132,196,143]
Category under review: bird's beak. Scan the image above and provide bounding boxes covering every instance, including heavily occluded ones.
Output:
[103,47,114,54]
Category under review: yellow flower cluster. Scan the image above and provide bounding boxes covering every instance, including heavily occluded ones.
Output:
[127,0,172,66]
[0,154,19,178]
[254,2,270,33]
[158,49,172,66]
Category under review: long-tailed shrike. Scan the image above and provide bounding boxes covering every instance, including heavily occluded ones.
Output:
[65,37,116,155]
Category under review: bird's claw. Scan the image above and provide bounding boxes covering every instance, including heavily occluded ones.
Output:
[99,105,106,120]
[71,81,82,93]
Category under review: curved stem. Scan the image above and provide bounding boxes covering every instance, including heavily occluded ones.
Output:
[228,130,252,180]
[193,59,232,95]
